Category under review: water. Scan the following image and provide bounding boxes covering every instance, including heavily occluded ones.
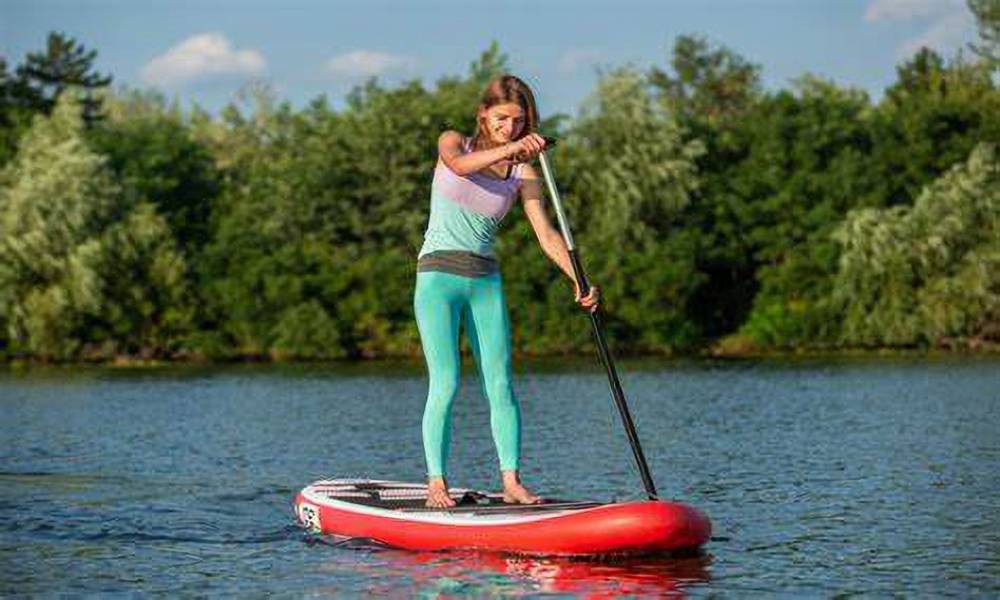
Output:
[2,357,998,596]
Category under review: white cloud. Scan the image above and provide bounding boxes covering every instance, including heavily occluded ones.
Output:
[140,33,265,86]
[864,0,960,22]
[863,0,975,57]
[899,10,975,56]
[324,50,416,78]
[557,48,604,75]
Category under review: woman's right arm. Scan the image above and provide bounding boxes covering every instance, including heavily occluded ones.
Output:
[437,130,545,177]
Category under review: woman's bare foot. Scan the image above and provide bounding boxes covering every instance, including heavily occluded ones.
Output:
[426,476,456,508]
[501,470,541,504]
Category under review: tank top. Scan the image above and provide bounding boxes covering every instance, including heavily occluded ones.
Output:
[417,137,524,277]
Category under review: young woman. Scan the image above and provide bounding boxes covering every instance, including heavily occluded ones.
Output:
[415,74,600,508]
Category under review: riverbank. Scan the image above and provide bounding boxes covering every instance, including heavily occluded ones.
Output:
[4,342,999,369]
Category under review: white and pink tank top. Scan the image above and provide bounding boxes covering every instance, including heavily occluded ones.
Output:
[418,137,524,262]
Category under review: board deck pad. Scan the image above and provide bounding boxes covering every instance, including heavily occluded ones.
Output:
[308,479,603,514]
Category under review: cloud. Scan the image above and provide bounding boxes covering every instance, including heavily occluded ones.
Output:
[140,33,265,86]
[557,48,605,75]
[899,10,974,56]
[864,0,960,22]
[324,50,416,78]
[863,0,975,57]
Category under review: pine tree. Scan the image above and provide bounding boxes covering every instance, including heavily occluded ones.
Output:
[15,32,112,122]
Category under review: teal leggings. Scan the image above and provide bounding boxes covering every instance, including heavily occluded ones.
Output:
[414,271,521,478]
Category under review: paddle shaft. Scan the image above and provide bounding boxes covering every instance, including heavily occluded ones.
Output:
[537,149,659,501]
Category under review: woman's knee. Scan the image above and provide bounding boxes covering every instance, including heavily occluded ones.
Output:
[485,376,517,409]
[427,369,461,406]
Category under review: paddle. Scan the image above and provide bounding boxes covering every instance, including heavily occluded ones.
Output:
[536,136,659,501]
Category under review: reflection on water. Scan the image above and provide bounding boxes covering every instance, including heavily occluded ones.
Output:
[314,539,711,598]
[2,357,999,596]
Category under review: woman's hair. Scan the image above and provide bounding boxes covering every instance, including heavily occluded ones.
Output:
[474,74,539,143]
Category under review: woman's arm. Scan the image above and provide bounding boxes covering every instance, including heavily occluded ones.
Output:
[520,163,600,312]
[438,130,546,177]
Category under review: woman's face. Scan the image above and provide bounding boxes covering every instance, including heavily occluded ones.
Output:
[480,102,525,144]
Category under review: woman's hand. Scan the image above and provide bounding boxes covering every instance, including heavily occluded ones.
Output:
[574,281,600,313]
[507,133,547,163]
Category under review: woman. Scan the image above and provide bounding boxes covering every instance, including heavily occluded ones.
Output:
[416,74,600,508]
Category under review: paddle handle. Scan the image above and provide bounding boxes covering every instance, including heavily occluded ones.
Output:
[569,250,589,295]
[537,149,659,501]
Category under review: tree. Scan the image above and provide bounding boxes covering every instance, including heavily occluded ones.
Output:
[968,0,1000,66]
[875,48,999,208]
[91,202,194,358]
[0,58,36,167]
[0,94,119,358]
[195,44,582,359]
[89,88,220,252]
[717,77,879,347]
[650,34,763,126]
[14,32,112,121]
[832,143,998,347]
[505,68,704,352]
[649,36,766,338]
[0,94,191,360]
[0,58,18,165]
[197,76,438,358]
[1,33,112,167]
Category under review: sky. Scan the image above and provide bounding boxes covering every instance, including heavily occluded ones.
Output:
[1,0,981,118]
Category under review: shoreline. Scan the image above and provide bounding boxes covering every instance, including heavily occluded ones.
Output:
[3,344,999,369]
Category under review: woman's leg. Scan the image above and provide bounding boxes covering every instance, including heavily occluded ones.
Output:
[466,273,538,503]
[414,272,465,483]
[466,273,520,472]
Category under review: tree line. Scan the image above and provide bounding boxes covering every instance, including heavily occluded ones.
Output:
[0,15,997,362]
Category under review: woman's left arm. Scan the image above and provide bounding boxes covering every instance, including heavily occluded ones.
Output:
[520,164,600,312]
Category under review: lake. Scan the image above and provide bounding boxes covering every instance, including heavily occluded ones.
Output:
[2,357,998,596]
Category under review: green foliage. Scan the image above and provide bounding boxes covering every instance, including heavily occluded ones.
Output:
[14,31,111,121]
[874,49,999,207]
[270,300,343,360]
[0,33,111,171]
[832,143,999,347]
[197,71,462,357]
[89,89,220,250]
[91,202,193,358]
[727,77,879,346]
[968,0,1000,66]
[554,68,704,351]
[0,58,36,168]
[0,35,997,361]
[0,94,191,360]
[734,49,997,347]
[649,36,765,337]
[651,34,763,126]
[0,95,118,358]
[569,68,703,237]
